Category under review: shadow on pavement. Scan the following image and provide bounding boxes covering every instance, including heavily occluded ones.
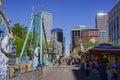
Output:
[72,69,86,80]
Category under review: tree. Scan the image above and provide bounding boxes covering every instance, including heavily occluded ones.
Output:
[42,41,53,54]
[14,37,24,56]
[12,23,23,38]
[12,23,53,57]
[12,23,31,57]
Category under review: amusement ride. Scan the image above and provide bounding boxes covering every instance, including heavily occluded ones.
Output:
[0,4,49,79]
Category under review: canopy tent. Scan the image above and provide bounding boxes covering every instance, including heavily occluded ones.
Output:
[88,43,120,68]
[89,43,120,53]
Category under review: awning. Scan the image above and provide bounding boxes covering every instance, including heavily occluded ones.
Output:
[88,43,120,54]
[89,49,120,53]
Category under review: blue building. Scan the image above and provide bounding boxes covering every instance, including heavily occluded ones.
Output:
[51,28,64,56]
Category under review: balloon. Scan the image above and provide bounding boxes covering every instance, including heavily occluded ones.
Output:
[112,64,118,69]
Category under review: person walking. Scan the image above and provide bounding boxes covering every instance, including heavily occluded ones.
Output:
[97,62,106,80]
[90,64,99,80]
[84,61,90,79]
[58,58,61,66]
[106,67,112,80]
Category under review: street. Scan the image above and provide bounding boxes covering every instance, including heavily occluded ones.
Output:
[42,66,86,80]
[43,66,85,80]
[42,65,100,80]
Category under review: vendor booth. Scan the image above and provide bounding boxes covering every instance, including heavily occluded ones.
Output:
[88,43,120,68]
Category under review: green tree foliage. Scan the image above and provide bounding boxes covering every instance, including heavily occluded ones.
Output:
[72,47,80,54]
[48,41,53,54]
[14,37,24,56]
[12,23,52,56]
[12,23,23,37]
[42,40,46,53]
[12,23,31,57]
[48,41,53,48]
[12,23,28,38]
[42,41,53,54]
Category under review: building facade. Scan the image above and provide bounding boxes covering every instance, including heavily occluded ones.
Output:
[39,11,52,41]
[108,1,120,45]
[96,12,108,42]
[70,25,86,53]
[51,28,64,56]
[81,29,100,43]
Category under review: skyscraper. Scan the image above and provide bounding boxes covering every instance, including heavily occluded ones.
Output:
[51,28,64,56]
[96,12,108,42]
[39,11,52,41]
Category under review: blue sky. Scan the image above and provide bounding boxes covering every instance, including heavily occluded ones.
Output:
[2,0,118,56]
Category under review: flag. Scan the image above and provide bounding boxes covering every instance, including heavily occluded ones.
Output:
[32,5,34,10]
[3,5,6,10]
[0,0,2,6]
[6,17,11,22]
[31,5,34,19]
[41,5,44,11]
[80,43,84,51]
[88,37,96,45]
[10,28,12,33]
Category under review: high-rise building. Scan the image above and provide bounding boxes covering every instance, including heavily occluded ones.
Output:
[39,11,52,41]
[108,1,120,45]
[51,28,64,56]
[96,12,108,42]
[70,25,86,53]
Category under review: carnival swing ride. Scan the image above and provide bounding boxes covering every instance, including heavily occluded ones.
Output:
[0,5,50,79]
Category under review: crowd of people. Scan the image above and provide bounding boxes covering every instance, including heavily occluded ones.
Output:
[51,55,120,80]
[51,56,80,66]
[80,60,120,80]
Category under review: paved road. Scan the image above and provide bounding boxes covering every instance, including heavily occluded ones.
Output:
[42,66,86,80]
[42,66,100,80]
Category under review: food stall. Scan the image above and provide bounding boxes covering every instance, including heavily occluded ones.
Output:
[88,43,120,67]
